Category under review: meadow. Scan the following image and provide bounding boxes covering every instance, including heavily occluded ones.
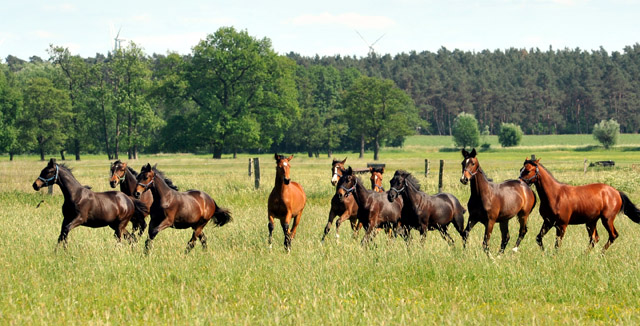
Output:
[2,135,640,325]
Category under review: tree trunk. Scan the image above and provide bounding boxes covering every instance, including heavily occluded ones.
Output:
[359,134,365,159]
[213,147,222,159]
[9,152,14,161]
[134,144,138,160]
[40,147,45,161]
[60,150,66,161]
[374,136,380,161]
[308,151,313,158]
[328,149,332,158]
[74,139,80,160]
[233,150,237,159]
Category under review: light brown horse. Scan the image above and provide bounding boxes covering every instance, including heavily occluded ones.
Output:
[134,163,232,253]
[520,158,640,252]
[369,167,385,192]
[322,158,360,241]
[460,149,537,254]
[268,154,307,250]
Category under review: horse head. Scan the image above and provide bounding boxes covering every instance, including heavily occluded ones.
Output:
[275,153,294,185]
[369,167,385,192]
[336,166,357,202]
[519,157,540,185]
[110,160,127,188]
[460,148,479,185]
[33,158,60,191]
[134,163,156,198]
[331,157,347,186]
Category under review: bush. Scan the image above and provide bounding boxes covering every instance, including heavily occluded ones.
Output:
[498,123,523,147]
[452,112,479,149]
[592,119,619,149]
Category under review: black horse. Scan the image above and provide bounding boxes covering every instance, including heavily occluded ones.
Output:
[387,170,466,244]
[336,167,403,244]
[33,158,148,247]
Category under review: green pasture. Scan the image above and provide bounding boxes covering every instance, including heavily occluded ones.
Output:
[2,138,640,324]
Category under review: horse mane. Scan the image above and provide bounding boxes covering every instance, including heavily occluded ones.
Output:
[276,155,287,162]
[370,167,384,174]
[126,166,139,177]
[152,168,179,190]
[394,170,421,191]
[524,159,560,184]
[57,163,74,176]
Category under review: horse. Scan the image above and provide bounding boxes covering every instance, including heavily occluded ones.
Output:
[369,167,385,192]
[388,170,466,245]
[336,167,403,245]
[322,158,360,241]
[32,158,148,248]
[133,163,232,253]
[268,154,307,251]
[460,149,537,254]
[519,158,640,252]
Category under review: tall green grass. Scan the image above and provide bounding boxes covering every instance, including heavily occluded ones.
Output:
[1,142,640,324]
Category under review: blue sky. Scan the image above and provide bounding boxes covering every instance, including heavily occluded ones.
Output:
[1,0,639,61]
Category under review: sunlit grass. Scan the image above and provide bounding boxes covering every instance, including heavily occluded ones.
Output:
[1,141,640,324]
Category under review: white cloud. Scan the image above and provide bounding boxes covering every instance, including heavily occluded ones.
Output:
[289,12,395,30]
[42,3,77,13]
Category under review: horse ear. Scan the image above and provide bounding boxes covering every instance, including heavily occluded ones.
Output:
[346,166,353,175]
[288,154,294,161]
[48,158,56,166]
[461,148,468,157]
[274,153,279,161]
[143,163,151,171]
[534,159,540,164]
[122,162,127,168]
[470,148,477,157]
[341,157,347,164]
[152,163,157,170]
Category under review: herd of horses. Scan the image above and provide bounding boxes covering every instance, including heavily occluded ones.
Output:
[31,149,640,255]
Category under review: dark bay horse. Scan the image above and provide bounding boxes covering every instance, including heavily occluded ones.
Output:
[268,154,307,251]
[520,158,640,252]
[134,163,232,253]
[32,158,148,247]
[460,149,537,254]
[337,167,403,244]
[322,158,360,241]
[109,160,178,238]
[388,170,465,244]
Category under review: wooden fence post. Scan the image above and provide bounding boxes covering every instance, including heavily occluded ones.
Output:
[584,158,588,174]
[424,159,430,177]
[253,157,260,189]
[438,160,444,193]
[248,158,252,177]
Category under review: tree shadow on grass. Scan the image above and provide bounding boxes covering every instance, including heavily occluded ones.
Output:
[573,145,600,152]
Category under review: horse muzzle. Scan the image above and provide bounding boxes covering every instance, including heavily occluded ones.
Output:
[460,176,468,185]
[284,178,291,185]
[109,180,118,188]
[32,181,41,191]
[387,192,397,202]
[133,191,141,199]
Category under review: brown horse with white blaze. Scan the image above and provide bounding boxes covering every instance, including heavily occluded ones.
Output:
[322,158,360,241]
[460,149,537,254]
[268,154,307,251]
[520,158,640,252]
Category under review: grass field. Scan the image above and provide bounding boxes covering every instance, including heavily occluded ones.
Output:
[2,137,640,325]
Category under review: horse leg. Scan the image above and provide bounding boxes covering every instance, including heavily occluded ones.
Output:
[601,217,619,253]
[513,214,529,252]
[268,215,275,249]
[361,223,377,246]
[482,219,496,255]
[462,217,479,248]
[290,212,303,239]
[322,210,337,242]
[498,222,510,254]
[585,220,598,252]
[145,218,172,254]
[536,219,554,251]
[335,212,351,240]
[186,224,206,253]
[439,225,455,246]
[281,214,293,252]
[352,220,363,239]
[57,216,84,249]
[554,224,568,250]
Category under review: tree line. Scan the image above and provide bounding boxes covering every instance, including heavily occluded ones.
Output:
[1,26,639,161]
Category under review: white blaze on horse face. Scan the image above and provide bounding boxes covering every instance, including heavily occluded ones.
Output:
[283,162,288,167]
[331,167,339,184]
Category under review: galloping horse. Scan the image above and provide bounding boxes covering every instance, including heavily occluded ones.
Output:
[33,158,148,247]
[369,167,385,192]
[322,158,360,241]
[460,149,537,254]
[268,154,307,251]
[134,163,231,253]
[388,170,466,244]
[109,160,178,238]
[520,158,640,252]
[337,167,403,244]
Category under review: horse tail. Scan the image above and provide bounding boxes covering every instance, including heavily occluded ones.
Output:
[212,205,233,227]
[132,199,149,221]
[619,191,640,224]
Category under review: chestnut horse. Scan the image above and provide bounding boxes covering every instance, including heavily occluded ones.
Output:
[336,167,403,245]
[388,170,466,244]
[268,154,307,250]
[33,158,148,247]
[134,163,232,253]
[520,158,640,252]
[322,158,360,241]
[369,167,385,192]
[460,149,537,254]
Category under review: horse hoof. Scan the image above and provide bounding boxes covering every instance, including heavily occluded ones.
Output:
[512,247,519,253]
